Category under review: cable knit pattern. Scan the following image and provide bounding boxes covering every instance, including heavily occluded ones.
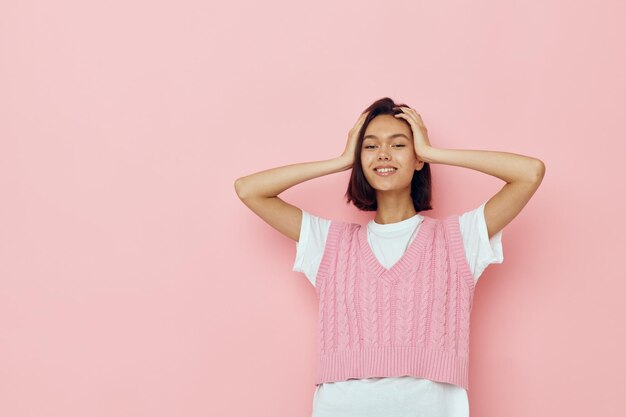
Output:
[314,215,476,391]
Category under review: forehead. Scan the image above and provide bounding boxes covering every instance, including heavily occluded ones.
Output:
[363,115,412,139]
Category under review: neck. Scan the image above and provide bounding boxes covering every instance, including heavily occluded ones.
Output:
[374,189,417,224]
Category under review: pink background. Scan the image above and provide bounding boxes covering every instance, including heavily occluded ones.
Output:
[1,1,625,416]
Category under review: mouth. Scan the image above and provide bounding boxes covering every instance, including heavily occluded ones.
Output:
[374,167,397,176]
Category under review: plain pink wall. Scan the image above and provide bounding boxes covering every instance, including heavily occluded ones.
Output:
[1,1,625,416]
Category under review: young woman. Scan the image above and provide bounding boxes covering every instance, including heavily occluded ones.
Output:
[235,97,545,416]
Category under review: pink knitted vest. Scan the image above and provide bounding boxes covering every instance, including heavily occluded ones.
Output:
[315,215,476,391]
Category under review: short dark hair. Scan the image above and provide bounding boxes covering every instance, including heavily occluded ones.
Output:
[345,97,433,212]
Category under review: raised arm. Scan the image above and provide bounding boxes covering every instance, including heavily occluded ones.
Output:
[234,111,369,242]
[393,106,545,240]
[234,158,350,241]
[423,146,545,239]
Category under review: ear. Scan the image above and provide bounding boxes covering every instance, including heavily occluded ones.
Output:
[415,159,425,171]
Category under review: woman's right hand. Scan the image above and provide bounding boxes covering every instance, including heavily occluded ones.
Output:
[339,111,369,169]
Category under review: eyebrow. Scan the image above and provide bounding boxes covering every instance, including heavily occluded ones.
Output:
[363,133,410,140]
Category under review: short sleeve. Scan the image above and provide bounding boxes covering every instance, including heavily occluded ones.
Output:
[458,201,504,284]
[292,209,332,287]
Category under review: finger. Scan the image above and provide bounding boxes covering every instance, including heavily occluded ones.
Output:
[395,113,412,121]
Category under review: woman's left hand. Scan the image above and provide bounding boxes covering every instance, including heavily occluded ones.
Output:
[393,107,433,163]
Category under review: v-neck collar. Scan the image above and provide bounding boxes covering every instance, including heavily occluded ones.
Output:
[359,216,434,284]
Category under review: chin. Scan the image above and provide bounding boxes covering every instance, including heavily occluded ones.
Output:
[367,174,411,186]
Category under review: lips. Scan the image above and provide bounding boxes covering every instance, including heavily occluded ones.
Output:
[374,167,397,176]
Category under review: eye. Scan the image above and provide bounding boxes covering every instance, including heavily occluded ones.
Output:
[364,144,405,149]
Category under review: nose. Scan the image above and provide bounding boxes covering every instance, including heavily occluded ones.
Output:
[377,147,391,160]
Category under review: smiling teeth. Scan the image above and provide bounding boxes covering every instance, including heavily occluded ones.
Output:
[376,168,396,173]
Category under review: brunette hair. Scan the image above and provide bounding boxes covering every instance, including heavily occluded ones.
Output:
[345,97,433,212]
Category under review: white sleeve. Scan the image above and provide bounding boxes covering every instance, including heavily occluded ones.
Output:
[458,201,504,284]
[292,210,332,287]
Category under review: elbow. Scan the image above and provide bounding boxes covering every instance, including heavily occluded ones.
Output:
[531,159,546,183]
[234,177,248,199]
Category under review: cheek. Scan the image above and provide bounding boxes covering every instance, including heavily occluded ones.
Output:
[403,152,417,164]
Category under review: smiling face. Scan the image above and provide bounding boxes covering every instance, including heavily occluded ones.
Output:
[360,114,424,192]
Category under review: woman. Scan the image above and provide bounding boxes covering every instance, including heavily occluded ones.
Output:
[234,97,545,416]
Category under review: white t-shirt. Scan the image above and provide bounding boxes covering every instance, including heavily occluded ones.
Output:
[293,201,504,417]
